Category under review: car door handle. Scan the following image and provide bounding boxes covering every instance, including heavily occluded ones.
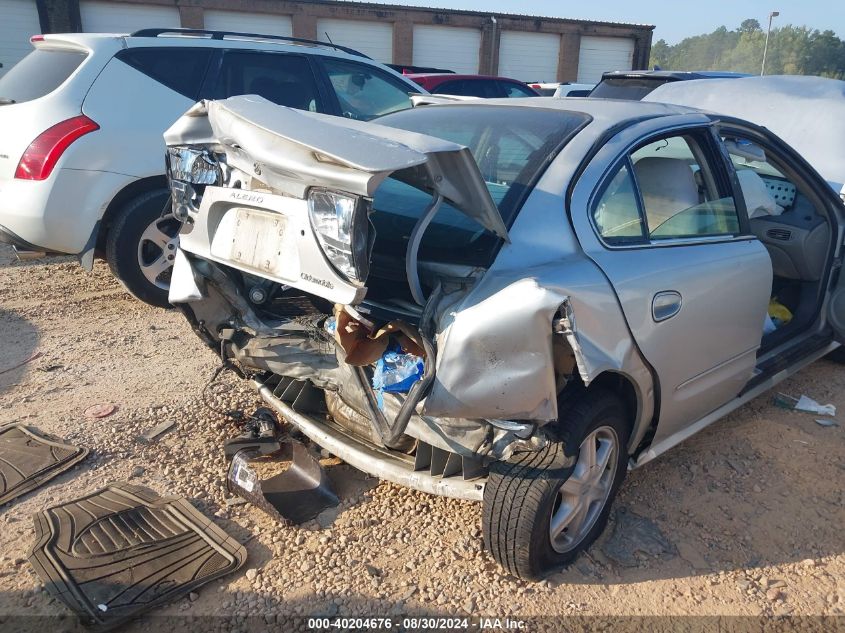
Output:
[652,291,682,322]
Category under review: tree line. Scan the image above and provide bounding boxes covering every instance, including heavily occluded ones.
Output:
[649,19,845,79]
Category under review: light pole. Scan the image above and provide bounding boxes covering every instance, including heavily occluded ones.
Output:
[761,10,780,75]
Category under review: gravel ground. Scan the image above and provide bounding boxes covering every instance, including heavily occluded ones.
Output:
[1,243,844,631]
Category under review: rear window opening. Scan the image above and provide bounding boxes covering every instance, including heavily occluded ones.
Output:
[589,77,672,100]
[369,105,591,274]
[0,49,88,104]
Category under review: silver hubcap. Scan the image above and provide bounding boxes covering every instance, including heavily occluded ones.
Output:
[138,212,180,290]
[549,425,618,553]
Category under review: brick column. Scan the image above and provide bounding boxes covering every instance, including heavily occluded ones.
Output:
[392,20,413,66]
[557,31,581,82]
[479,21,500,75]
[39,0,81,33]
[632,34,652,70]
[293,12,318,40]
[179,6,204,30]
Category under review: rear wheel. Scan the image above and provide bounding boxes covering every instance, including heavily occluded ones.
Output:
[482,388,629,580]
[105,189,178,308]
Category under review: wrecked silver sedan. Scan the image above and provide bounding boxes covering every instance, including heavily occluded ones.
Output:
[164,92,845,579]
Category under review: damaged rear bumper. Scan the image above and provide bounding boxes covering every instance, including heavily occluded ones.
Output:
[253,376,485,501]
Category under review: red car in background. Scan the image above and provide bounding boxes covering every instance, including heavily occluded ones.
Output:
[405,73,539,98]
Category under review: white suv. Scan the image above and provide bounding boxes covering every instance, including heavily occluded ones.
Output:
[0,28,423,306]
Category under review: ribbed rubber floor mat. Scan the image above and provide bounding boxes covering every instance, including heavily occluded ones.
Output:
[28,482,247,630]
[0,424,88,506]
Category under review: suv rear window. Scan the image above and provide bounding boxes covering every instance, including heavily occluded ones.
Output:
[0,49,87,104]
[116,48,212,100]
[589,77,672,100]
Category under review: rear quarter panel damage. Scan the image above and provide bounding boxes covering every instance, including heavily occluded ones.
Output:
[421,136,656,445]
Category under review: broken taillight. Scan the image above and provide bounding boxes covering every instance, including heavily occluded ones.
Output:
[307,188,372,283]
[15,115,99,181]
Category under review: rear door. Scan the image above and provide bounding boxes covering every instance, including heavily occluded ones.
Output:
[570,118,773,445]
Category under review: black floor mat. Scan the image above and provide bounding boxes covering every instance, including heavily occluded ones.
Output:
[28,482,247,630]
[0,424,88,506]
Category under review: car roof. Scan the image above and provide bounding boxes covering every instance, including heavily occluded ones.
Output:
[600,70,752,80]
[408,73,526,83]
[39,30,372,61]
[430,95,700,117]
[414,96,708,139]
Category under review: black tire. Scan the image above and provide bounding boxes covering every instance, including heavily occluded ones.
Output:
[482,388,630,580]
[105,189,177,308]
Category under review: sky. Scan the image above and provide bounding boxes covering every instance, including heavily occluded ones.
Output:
[385,0,842,44]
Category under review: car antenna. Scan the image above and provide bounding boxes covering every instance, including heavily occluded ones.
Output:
[324,32,334,44]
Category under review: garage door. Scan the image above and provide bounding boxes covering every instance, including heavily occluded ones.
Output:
[498,31,559,82]
[577,36,635,84]
[204,10,292,37]
[316,19,392,63]
[0,0,42,78]
[80,1,180,33]
[413,25,480,75]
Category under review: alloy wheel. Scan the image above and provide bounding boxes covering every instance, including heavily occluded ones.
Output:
[137,212,181,290]
[549,425,619,553]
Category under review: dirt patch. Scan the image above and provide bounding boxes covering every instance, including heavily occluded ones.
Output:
[0,243,843,627]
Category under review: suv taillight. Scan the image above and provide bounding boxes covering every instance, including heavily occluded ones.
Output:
[15,115,99,181]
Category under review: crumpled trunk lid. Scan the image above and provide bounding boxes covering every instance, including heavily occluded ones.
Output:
[165,96,507,306]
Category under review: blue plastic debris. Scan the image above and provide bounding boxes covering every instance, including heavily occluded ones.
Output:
[324,316,337,335]
[372,343,424,409]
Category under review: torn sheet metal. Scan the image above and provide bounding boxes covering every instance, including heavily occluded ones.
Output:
[164,95,509,239]
[645,75,845,192]
[168,247,205,303]
[423,254,653,424]
[423,278,564,421]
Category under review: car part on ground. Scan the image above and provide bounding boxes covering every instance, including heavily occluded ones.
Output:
[0,424,88,506]
[228,441,340,525]
[28,482,247,630]
[222,405,341,523]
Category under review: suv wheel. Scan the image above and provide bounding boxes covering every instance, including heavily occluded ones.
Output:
[482,389,629,580]
[105,189,179,308]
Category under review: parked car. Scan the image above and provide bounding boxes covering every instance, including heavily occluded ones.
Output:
[406,73,539,98]
[589,70,751,100]
[387,63,454,75]
[0,28,423,307]
[164,89,844,580]
[528,82,593,97]
[527,82,560,96]
[553,83,594,98]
